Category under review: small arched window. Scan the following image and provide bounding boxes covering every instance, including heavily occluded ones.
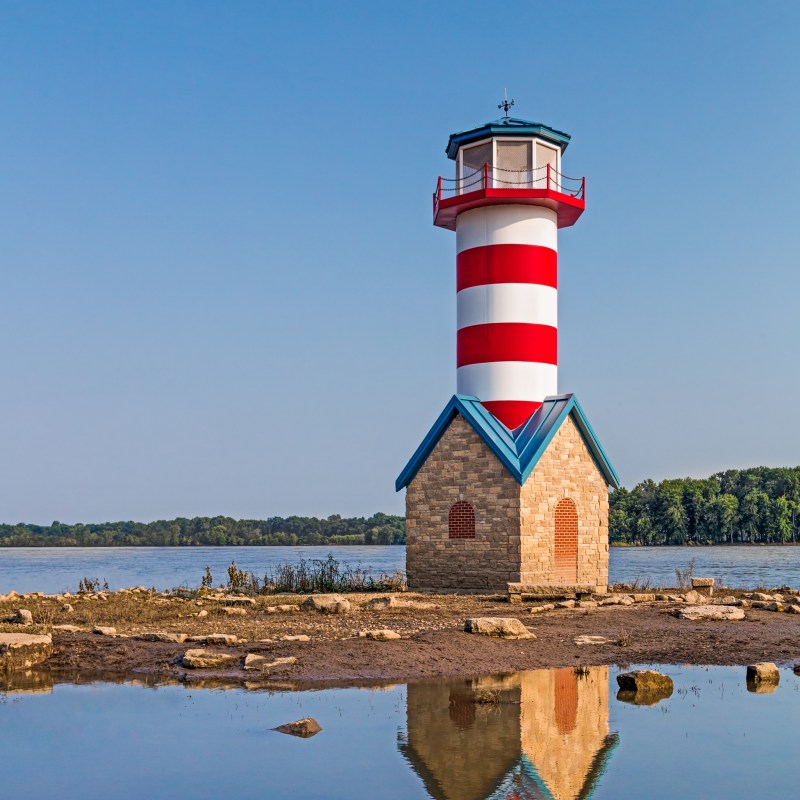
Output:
[449,501,475,539]
[554,498,578,582]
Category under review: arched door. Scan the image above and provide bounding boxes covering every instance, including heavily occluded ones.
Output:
[554,498,578,583]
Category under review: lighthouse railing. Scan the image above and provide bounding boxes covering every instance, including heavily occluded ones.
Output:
[436,165,585,202]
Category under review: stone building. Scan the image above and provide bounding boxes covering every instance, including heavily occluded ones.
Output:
[396,394,618,593]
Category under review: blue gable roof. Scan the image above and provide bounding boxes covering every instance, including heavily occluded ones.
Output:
[395,394,619,491]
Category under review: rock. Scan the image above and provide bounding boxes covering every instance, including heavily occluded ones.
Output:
[691,577,715,591]
[529,604,555,614]
[53,625,82,633]
[793,663,800,675]
[281,634,311,642]
[266,604,301,614]
[197,610,208,618]
[683,590,706,605]
[785,605,800,615]
[364,596,402,610]
[674,605,745,621]
[655,594,670,601]
[61,603,74,613]
[137,632,188,643]
[273,717,322,738]
[358,629,401,641]
[577,600,598,608]
[301,595,352,614]
[714,596,738,605]
[221,607,248,616]
[617,595,635,606]
[574,635,611,645]
[206,595,255,606]
[92,626,117,636]
[747,662,780,686]
[463,618,535,640]
[765,602,785,612]
[556,600,576,609]
[753,592,774,601]
[0,633,53,670]
[204,633,238,645]
[616,670,674,705]
[181,649,239,669]
[244,654,297,671]
[7,609,33,626]
[632,593,655,603]
[750,600,771,609]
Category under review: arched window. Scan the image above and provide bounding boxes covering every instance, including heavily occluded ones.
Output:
[554,498,578,582]
[449,501,475,539]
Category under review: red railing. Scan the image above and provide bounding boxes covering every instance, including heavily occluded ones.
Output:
[434,162,585,210]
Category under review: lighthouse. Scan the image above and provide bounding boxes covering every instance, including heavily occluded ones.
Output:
[435,113,585,429]
[397,105,620,595]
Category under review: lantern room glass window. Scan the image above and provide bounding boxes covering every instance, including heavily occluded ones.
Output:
[461,141,492,191]
[496,141,532,188]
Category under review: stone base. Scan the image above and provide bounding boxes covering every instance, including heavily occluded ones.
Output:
[507,583,596,604]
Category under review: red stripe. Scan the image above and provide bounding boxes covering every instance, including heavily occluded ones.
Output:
[482,400,542,430]
[457,244,557,292]
[457,323,558,367]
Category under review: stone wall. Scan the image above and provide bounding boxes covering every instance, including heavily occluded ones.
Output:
[519,415,609,591]
[405,412,609,593]
[405,415,521,591]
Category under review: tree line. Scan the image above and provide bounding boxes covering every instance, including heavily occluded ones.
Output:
[0,513,405,547]
[610,467,800,545]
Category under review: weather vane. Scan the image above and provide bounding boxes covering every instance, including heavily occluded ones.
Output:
[498,88,515,117]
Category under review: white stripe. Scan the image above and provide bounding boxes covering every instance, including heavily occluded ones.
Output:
[456,205,558,254]
[457,362,558,402]
[457,283,558,330]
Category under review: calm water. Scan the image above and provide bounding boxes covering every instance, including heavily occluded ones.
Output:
[2,665,799,799]
[2,544,800,593]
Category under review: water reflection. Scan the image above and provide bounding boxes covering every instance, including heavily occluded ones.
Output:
[400,667,618,800]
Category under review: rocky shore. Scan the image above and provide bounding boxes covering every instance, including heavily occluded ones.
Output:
[3,584,800,688]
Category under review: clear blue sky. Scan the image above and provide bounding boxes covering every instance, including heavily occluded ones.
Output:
[2,1,798,524]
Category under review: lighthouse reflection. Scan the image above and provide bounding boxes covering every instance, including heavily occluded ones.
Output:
[399,667,618,800]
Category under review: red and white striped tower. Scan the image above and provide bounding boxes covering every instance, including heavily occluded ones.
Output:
[433,112,585,430]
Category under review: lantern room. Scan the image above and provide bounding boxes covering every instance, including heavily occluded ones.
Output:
[433,117,586,230]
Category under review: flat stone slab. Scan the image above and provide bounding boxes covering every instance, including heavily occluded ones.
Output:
[358,629,401,641]
[181,649,239,669]
[674,605,745,621]
[0,633,53,671]
[507,583,594,603]
[574,635,612,646]
[691,577,715,588]
[244,654,297,672]
[137,632,188,643]
[464,617,535,640]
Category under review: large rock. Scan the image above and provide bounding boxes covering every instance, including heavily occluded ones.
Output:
[682,590,706,605]
[244,654,297,671]
[181,649,239,669]
[301,595,352,614]
[6,609,33,626]
[691,577,715,593]
[674,605,745,621]
[274,717,322,738]
[92,626,117,636]
[187,633,238,645]
[0,633,53,671]
[747,662,780,685]
[464,618,535,640]
[616,670,674,705]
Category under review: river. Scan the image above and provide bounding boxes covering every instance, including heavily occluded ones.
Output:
[2,544,800,593]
